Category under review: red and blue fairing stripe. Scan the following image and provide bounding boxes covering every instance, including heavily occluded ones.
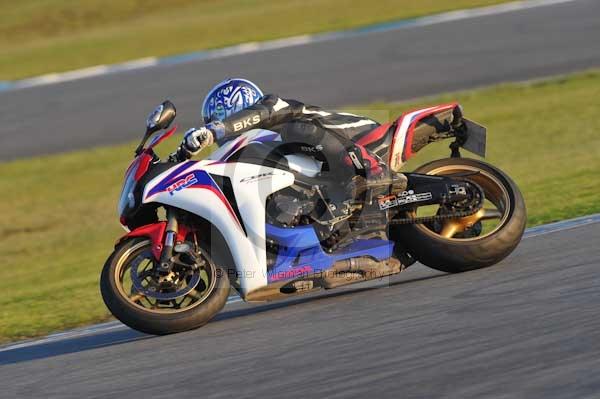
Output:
[145,164,243,230]
[185,172,243,230]
[145,161,196,198]
[250,133,279,144]
[218,136,248,162]
[217,132,281,162]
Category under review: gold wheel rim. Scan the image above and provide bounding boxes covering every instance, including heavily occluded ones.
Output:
[114,240,217,314]
[411,165,511,241]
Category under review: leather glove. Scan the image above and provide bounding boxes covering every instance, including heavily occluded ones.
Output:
[182,127,215,155]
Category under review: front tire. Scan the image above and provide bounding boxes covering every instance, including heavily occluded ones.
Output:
[392,158,526,273]
[100,238,230,335]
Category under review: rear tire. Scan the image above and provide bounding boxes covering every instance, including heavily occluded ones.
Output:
[100,238,230,335]
[392,158,526,273]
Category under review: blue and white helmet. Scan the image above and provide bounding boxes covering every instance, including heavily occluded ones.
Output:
[201,78,264,123]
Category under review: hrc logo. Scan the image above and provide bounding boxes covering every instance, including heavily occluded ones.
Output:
[166,173,198,195]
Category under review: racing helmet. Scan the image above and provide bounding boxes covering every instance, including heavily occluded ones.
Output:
[201,78,264,123]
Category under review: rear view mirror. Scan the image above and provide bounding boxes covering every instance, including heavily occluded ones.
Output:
[146,100,176,133]
[135,100,177,155]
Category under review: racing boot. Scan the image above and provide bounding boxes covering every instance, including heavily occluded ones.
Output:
[348,146,408,198]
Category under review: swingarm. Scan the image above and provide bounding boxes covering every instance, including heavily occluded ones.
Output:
[378,173,484,216]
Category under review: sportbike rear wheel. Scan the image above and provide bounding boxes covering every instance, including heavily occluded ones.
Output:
[392,158,526,273]
[100,238,230,335]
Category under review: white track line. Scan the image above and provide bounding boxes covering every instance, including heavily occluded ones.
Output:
[0,212,598,353]
[0,0,579,92]
[0,296,243,353]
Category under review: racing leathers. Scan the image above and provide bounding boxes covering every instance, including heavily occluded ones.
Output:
[177,94,405,205]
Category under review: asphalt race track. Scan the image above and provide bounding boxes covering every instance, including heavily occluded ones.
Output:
[1,220,600,398]
[1,0,600,160]
[2,1,600,398]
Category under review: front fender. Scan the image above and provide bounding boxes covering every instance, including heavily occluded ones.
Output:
[115,221,166,260]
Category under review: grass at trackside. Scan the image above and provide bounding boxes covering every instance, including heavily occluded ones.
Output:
[0,0,514,80]
[1,70,600,343]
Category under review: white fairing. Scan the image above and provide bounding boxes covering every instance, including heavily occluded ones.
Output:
[143,159,294,297]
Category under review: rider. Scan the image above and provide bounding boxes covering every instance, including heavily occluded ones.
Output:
[175,78,406,206]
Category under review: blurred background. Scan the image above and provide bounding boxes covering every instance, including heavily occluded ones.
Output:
[0,0,599,344]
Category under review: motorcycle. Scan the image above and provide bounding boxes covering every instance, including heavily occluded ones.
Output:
[100,100,526,335]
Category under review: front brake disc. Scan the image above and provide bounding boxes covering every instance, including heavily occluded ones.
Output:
[129,255,201,300]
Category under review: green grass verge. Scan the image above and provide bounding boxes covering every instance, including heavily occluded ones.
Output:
[0,0,512,80]
[2,70,600,343]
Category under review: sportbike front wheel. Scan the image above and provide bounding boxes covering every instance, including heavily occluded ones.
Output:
[392,158,526,273]
[100,238,230,335]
